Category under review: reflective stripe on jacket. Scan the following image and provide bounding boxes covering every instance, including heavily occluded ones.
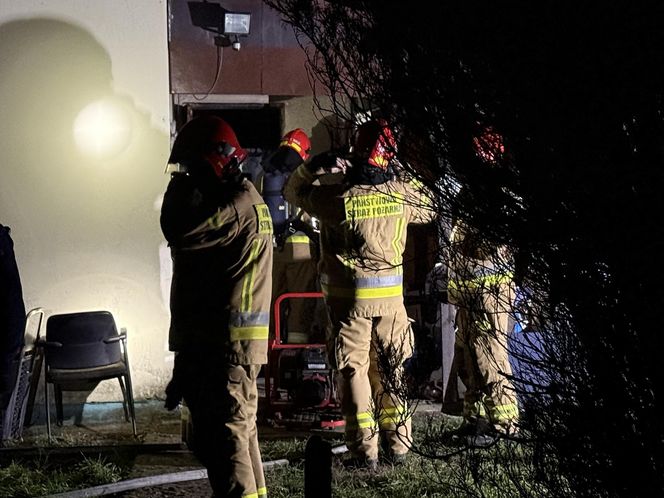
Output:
[161,177,273,364]
[278,230,313,262]
[283,165,434,317]
[447,221,513,306]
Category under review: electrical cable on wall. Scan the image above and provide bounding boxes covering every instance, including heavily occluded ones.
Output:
[192,42,224,101]
[186,2,251,101]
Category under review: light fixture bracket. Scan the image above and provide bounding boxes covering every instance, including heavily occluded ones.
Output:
[188,2,251,50]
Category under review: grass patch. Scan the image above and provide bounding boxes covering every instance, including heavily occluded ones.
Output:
[0,455,125,498]
[263,445,549,498]
[1,413,554,497]
[260,437,308,461]
[261,414,551,498]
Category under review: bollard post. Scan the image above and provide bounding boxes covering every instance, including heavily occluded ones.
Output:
[304,435,332,498]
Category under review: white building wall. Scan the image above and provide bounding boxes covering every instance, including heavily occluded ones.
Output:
[0,0,173,400]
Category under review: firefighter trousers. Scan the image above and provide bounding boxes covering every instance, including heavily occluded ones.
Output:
[455,282,519,428]
[328,307,413,460]
[176,354,266,498]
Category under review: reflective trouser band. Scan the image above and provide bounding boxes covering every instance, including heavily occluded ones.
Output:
[321,283,403,300]
[345,411,377,430]
[448,271,514,292]
[378,406,409,428]
[230,326,269,341]
[463,400,487,419]
[286,235,310,244]
[243,488,268,498]
[488,403,519,422]
[243,490,266,498]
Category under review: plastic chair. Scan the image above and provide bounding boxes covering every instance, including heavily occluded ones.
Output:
[0,308,44,444]
[38,310,137,440]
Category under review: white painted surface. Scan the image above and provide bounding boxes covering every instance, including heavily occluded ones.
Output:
[0,1,332,404]
[0,0,172,400]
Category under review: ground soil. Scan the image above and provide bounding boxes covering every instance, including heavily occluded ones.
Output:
[2,400,442,497]
[4,401,216,497]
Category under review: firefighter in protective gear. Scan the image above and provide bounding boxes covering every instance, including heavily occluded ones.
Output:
[160,115,272,498]
[0,224,26,410]
[284,119,435,467]
[447,129,519,438]
[263,129,322,343]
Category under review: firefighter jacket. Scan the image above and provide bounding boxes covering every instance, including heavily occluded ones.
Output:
[161,175,273,365]
[283,164,434,318]
[448,223,514,301]
[447,188,514,306]
[447,190,514,307]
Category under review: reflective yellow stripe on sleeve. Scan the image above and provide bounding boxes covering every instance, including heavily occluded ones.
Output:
[257,486,268,497]
[391,216,405,266]
[231,239,268,342]
[240,239,262,313]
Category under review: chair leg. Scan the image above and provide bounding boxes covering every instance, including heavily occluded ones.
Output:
[24,352,43,427]
[123,373,137,437]
[44,381,51,442]
[54,386,64,426]
[120,342,137,437]
[117,377,130,422]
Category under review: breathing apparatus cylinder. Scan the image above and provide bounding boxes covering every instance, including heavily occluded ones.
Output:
[263,170,288,237]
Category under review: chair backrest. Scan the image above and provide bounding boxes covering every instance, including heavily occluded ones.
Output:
[22,308,45,354]
[45,311,123,369]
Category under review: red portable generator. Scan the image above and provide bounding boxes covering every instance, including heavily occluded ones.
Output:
[264,292,343,430]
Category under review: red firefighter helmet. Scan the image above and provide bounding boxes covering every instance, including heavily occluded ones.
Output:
[279,128,311,161]
[473,127,505,164]
[353,119,396,169]
[264,128,311,173]
[167,115,248,178]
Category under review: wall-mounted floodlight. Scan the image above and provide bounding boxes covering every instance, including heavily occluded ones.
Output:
[224,12,250,50]
[188,1,251,51]
[224,12,250,36]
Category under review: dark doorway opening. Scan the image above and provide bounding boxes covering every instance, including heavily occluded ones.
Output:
[188,105,283,151]
[172,103,283,185]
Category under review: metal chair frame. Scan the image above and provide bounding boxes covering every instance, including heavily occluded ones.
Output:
[38,311,137,441]
[0,308,44,444]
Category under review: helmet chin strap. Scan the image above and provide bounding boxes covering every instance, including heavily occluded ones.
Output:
[217,156,243,182]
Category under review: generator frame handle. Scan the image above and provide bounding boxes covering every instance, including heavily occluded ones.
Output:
[271,291,325,347]
[266,292,325,405]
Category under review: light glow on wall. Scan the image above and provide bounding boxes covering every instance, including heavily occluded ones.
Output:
[73,98,132,159]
